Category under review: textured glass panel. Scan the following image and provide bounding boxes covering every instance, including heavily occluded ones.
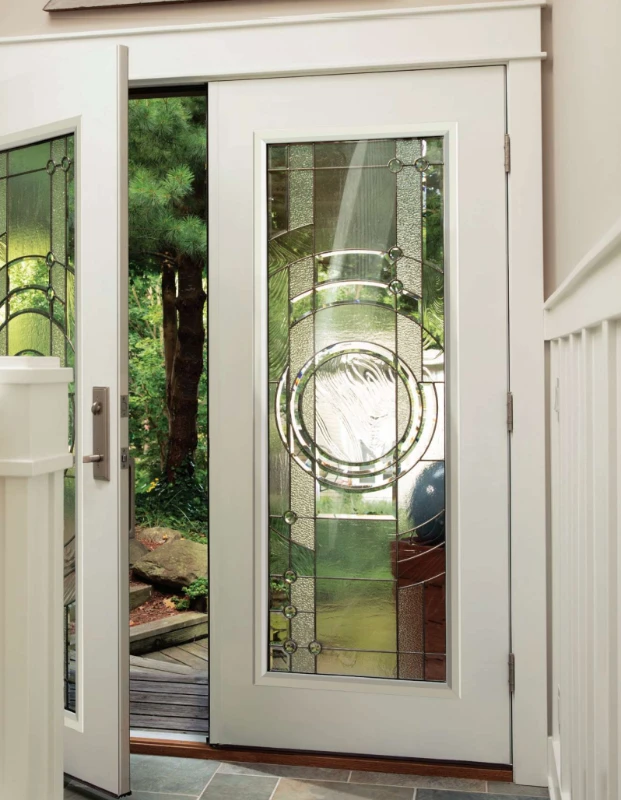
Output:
[268,269,288,380]
[424,138,444,163]
[316,519,395,579]
[0,180,6,237]
[7,172,51,260]
[316,251,393,284]
[269,146,287,170]
[315,168,396,253]
[423,165,444,269]
[0,153,6,179]
[8,312,50,355]
[289,170,313,230]
[268,226,314,277]
[289,256,314,299]
[315,304,396,352]
[317,650,397,679]
[8,141,50,175]
[315,140,395,169]
[269,383,289,516]
[291,576,314,612]
[316,579,396,651]
[289,144,313,169]
[268,170,288,239]
[267,137,445,681]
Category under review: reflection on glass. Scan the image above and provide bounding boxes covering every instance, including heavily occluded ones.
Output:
[0,136,76,708]
[267,138,446,681]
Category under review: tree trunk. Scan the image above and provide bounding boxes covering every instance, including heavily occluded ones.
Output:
[161,257,178,416]
[165,253,206,481]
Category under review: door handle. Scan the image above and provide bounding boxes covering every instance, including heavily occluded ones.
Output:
[128,455,136,538]
[84,387,110,481]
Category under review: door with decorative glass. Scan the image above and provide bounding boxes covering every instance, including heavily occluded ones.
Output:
[0,48,130,795]
[210,67,511,763]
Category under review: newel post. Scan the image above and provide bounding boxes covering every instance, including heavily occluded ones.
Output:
[0,357,73,800]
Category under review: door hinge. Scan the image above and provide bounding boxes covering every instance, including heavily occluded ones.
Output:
[120,447,129,470]
[120,395,129,418]
[504,134,511,173]
[507,391,514,433]
[509,653,516,693]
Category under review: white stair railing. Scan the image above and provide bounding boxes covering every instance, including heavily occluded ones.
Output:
[0,356,73,800]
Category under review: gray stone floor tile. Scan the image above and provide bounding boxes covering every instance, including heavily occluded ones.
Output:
[218,761,350,782]
[350,772,486,792]
[200,773,278,799]
[131,793,198,799]
[131,754,220,794]
[416,791,545,800]
[272,778,414,800]
[486,784,549,797]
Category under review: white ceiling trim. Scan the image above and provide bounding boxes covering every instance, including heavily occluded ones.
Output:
[0,0,546,45]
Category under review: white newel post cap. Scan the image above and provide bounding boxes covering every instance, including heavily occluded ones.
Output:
[0,357,74,476]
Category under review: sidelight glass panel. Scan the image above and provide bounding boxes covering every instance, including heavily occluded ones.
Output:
[267,137,446,681]
[0,134,76,708]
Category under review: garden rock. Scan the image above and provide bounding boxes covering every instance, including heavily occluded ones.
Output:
[136,526,182,546]
[133,538,207,590]
[129,538,149,567]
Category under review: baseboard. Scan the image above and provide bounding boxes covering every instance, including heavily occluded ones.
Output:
[131,737,513,782]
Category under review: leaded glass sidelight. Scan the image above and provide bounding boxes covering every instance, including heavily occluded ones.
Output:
[0,136,77,708]
[267,138,446,681]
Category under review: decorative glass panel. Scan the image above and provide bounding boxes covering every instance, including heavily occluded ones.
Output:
[0,135,76,708]
[267,137,446,681]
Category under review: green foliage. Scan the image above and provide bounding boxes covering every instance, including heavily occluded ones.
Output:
[172,576,208,610]
[128,95,208,536]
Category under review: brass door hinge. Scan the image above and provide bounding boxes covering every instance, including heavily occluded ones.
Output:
[504,134,511,173]
[509,653,516,693]
[507,392,514,433]
[120,394,129,418]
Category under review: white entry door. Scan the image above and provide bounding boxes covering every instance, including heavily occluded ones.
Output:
[209,67,511,764]
[0,47,130,795]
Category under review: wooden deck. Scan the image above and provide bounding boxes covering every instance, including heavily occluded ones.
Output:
[130,638,209,735]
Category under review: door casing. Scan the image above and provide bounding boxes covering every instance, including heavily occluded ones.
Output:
[0,1,547,786]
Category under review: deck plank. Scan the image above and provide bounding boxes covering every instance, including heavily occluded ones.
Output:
[160,645,211,671]
[177,642,210,662]
[131,714,209,733]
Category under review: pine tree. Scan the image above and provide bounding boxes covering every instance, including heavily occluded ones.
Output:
[129,96,207,483]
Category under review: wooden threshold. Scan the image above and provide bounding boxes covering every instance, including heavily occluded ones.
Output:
[130,738,513,782]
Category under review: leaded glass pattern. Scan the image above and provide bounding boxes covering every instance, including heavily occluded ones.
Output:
[267,138,446,681]
[0,136,77,707]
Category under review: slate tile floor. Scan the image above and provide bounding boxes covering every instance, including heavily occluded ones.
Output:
[64,755,549,800]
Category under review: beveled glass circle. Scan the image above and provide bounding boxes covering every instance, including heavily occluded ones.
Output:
[284,569,298,584]
[389,279,404,296]
[388,246,403,262]
[283,510,298,525]
[47,287,55,301]
[388,158,403,173]
[414,158,429,173]
[283,639,298,654]
[46,252,56,267]
[283,605,298,619]
[308,641,322,655]
[46,160,56,175]
[61,156,72,172]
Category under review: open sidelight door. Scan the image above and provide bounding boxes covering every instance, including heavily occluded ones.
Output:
[0,46,130,796]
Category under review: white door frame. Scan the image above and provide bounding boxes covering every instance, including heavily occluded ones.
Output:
[0,0,547,786]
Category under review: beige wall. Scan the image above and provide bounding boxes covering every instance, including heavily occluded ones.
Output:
[543,0,621,295]
[0,0,503,37]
